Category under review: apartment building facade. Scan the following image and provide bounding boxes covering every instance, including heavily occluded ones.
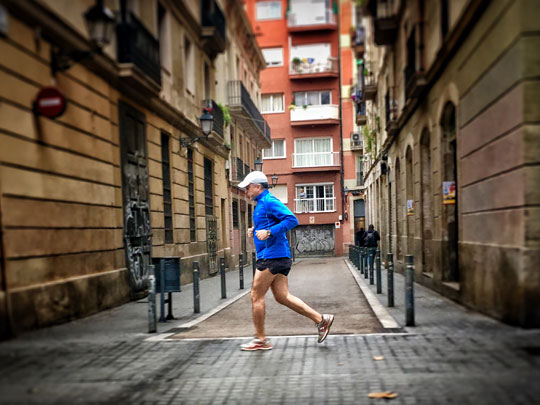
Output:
[245,0,346,257]
[0,0,268,337]
[356,0,540,326]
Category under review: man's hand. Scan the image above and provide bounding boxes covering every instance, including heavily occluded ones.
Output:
[256,229,271,241]
[247,227,254,237]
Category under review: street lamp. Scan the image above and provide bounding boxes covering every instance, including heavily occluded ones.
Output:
[254,157,263,172]
[180,109,214,147]
[51,0,115,74]
[271,173,278,188]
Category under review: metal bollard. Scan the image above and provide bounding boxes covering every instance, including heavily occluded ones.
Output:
[148,264,157,333]
[376,249,382,294]
[364,248,369,279]
[405,255,415,326]
[159,259,166,322]
[239,254,244,290]
[220,257,227,299]
[387,253,394,307]
[359,248,364,274]
[252,251,256,277]
[355,247,361,270]
[193,261,200,314]
[369,249,375,285]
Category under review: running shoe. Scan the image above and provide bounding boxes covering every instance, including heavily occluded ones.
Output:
[317,314,335,343]
[240,338,272,351]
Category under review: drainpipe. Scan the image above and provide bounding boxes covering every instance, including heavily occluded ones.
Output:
[337,2,345,224]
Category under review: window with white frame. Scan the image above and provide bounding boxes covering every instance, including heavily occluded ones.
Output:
[293,90,331,106]
[295,184,335,213]
[272,184,288,204]
[356,156,364,186]
[261,93,284,113]
[293,138,333,167]
[262,47,283,67]
[256,1,282,21]
[263,139,286,159]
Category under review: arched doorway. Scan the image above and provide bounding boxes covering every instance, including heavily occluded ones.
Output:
[405,146,414,254]
[440,102,459,282]
[420,129,433,275]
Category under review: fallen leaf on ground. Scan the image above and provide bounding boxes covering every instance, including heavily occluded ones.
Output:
[373,355,385,360]
[368,391,398,399]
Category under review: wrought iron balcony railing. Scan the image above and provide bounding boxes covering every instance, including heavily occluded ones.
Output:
[227,81,271,145]
[117,12,161,85]
[295,197,336,213]
[202,99,224,139]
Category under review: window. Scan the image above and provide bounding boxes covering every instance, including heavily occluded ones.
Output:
[157,3,171,72]
[295,184,335,213]
[232,200,239,229]
[256,1,282,21]
[288,0,330,25]
[294,138,333,167]
[356,156,364,186]
[204,62,211,99]
[184,36,195,94]
[262,47,283,67]
[161,133,173,243]
[261,93,284,113]
[272,184,288,204]
[293,90,331,106]
[204,158,213,216]
[187,148,196,242]
[290,43,331,70]
[263,139,286,159]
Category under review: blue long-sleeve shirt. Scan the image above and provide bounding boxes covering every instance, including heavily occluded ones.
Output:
[253,189,299,259]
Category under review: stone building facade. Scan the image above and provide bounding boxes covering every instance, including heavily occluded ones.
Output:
[0,0,268,338]
[356,0,540,327]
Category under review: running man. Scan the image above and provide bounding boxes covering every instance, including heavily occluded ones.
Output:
[238,171,334,351]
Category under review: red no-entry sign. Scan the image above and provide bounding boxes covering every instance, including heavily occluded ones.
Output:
[34,87,66,119]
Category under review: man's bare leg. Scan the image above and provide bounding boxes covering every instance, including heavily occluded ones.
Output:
[270,275,323,324]
[251,268,277,342]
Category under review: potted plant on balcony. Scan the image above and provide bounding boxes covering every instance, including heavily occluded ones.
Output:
[291,57,302,73]
[288,101,296,111]
[218,103,232,127]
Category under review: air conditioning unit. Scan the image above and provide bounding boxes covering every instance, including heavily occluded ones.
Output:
[351,133,363,150]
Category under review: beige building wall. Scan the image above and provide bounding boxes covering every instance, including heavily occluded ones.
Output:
[361,0,540,326]
[0,0,241,337]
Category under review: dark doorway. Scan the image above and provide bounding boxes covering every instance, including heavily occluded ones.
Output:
[441,102,459,283]
[118,102,152,298]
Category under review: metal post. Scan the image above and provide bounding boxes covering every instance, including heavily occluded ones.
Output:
[376,249,382,294]
[387,253,394,307]
[369,248,374,285]
[355,247,361,270]
[159,259,166,322]
[252,251,256,277]
[359,247,364,274]
[405,255,415,326]
[148,264,156,333]
[364,248,369,279]
[193,261,200,314]
[239,253,244,290]
[220,257,227,299]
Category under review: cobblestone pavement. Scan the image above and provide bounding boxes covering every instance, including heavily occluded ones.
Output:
[0,258,539,404]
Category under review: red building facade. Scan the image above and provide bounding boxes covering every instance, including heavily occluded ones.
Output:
[245,0,348,256]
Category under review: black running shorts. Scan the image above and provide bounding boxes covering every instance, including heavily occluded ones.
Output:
[256,257,293,276]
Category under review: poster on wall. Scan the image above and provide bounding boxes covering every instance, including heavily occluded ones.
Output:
[443,181,456,205]
[407,200,414,216]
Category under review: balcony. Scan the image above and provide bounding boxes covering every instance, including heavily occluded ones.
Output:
[351,27,365,57]
[404,65,427,99]
[355,101,367,125]
[292,152,340,170]
[295,197,336,214]
[201,0,226,58]
[290,105,339,126]
[227,81,271,147]
[116,12,161,88]
[202,99,224,141]
[230,157,244,184]
[287,9,337,32]
[362,66,378,101]
[289,57,338,79]
[374,0,398,46]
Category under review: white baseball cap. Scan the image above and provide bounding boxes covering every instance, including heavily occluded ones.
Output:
[238,171,268,189]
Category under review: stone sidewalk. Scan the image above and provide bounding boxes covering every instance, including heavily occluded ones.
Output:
[0,258,539,404]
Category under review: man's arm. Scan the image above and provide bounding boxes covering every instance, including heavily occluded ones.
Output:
[267,197,299,237]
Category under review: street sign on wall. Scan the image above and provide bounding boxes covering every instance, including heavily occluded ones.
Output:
[33,87,66,119]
